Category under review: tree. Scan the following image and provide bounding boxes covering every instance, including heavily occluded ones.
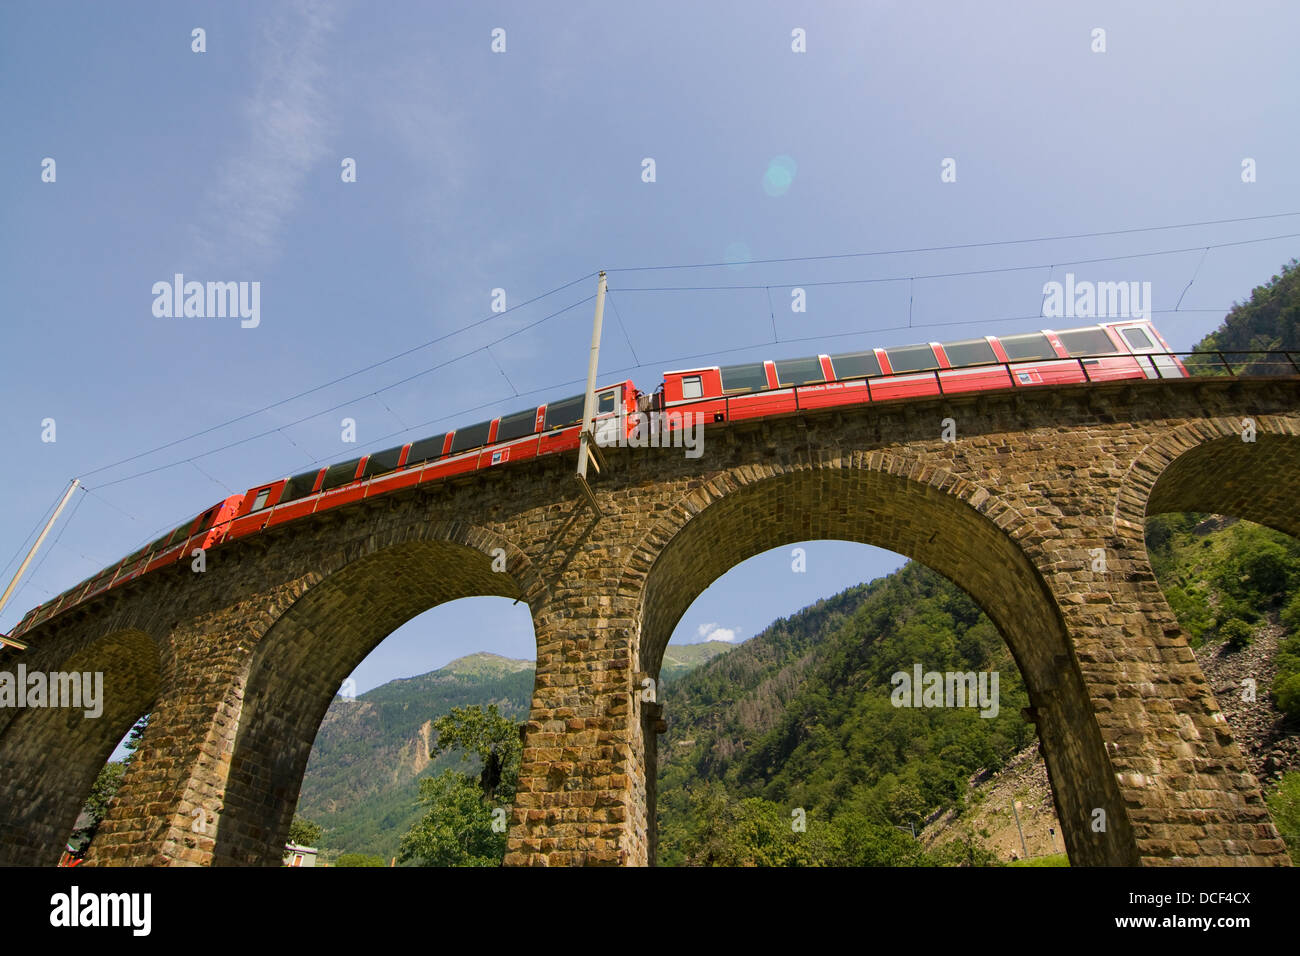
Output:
[288,816,324,848]
[67,714,150,855]
[884,783,927,829]
[396,704,521,867]
[334,852,386,867]
[679,784,827,867]
[398,771,506,866]
[81,763,126,828]
[1193,258,1300,373]
[429,704,522,804]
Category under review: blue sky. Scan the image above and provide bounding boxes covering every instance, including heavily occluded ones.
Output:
[3,1,1299,695]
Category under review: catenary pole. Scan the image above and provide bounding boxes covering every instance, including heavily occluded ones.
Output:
[575,272,607,515]
[0,478,81,650]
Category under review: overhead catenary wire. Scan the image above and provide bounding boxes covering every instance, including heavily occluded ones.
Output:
[225,302,1237,482]
[87,294,596,490]
[1175,248,1211,312]
[22,489,87,593]
[604,289,641,366]
[604,210,1300,273]
[0,487,65,585]
[76,271,600,480]
[486,346,519,397]
[606,231,1300,293]
[69,210,1300,487]
[80,228,1284,492]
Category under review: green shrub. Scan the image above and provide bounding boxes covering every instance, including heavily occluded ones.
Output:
[1265,772,1300,865]
[1273,635,1300,717]
[1281,592,1300,633]
[1220,618,1253,650]
[1274,671,1300,718]
[1164,585,1212,642]
[1215,595,1259,627]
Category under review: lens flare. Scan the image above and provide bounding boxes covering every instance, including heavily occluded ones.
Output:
[763,155,798,197]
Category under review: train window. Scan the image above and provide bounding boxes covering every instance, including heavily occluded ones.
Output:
[126,542,152,561]
[322,459,362,491]
[450,420,492,454]
[1057,328,1118,356]
[720,362,768,393]
[999,333,1056,361]
[775,356,824,386]
[280,469,323,504]
[884,345,939,373]
[406,434,447,467]
[941,338,997,367]
[598,390,617,414]
[830,350,882,380]
[496,408,539,443]
[1122,327,1155,350]
[544,395,586,429]
[362,445,405,478]
[681,376,703,399]
[164,524,191,548]
[161,521,191,548]
[251,489,272,512]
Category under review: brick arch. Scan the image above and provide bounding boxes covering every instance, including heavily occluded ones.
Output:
[1114,417,1300,542]
[0,627,160,865]
[624,457,1137,865]
[208,527,539,865]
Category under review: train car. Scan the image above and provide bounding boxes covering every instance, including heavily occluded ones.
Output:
[216,379,640,542]
[657,320,1187,423]
[7,319,1188,643]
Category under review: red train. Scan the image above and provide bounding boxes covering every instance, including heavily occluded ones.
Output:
[8,319,1183,639]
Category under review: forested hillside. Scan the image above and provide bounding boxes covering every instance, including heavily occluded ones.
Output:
[656,514,1300,866]
[657,563,1032,865]
[1193,258,1298,355]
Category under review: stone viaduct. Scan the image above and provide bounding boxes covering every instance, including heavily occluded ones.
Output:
[0,375,1297,867]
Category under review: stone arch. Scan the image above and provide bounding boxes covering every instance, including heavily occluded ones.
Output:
[1115,418,1300,542]
[209,522,541,865]
[0,627,161,864]
[622,457,1136,865]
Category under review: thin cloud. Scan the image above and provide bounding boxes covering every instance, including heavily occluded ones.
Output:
[194,0,342,268]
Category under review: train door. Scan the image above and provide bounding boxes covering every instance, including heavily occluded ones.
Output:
[1111,322,1180,378]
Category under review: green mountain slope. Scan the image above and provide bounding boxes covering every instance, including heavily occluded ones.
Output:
[660,641,735,681]
[657,563,1033,865]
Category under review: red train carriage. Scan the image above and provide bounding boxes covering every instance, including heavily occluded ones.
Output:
[7,321,1188,642]
[219,379,640,541]
[657,320,1186,424]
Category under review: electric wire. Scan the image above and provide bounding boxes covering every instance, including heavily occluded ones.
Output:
[608,232,1300,293]
[77,271,599,479]
[69,211,1300,485]
[87,294,596,489]
[605,210,1300,273]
